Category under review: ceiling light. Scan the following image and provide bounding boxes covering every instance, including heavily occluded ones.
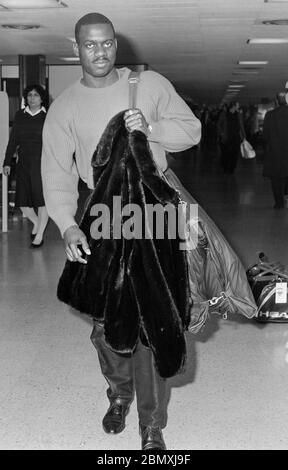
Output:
[238,61,268,65]
[247,38,288,44]
[230,78,248,83]
[1,23,41,30]
[0,0,67,9]
[264,1,288,3]
[261,19,288,25]
[228,85,245,88]
[58,57,80,61]
[233,71,259,75]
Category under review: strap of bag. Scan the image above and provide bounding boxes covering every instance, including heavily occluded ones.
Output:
[127,69,177,194]
[255,262,288,281]
[128,71,140,108]
[257,285,277,313]
[127,71,179,195]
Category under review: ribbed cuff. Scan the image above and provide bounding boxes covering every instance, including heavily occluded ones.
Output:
[53,215,78,238]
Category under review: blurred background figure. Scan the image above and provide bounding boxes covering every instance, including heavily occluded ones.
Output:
[201,105,218,155]
[262,91,288,209]
[218,101,245,174]
[2,84,49,247]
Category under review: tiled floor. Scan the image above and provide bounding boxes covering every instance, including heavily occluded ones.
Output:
[1,147,288,450]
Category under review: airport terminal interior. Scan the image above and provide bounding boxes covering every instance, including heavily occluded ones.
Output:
[1,0,288,451]
[1,146,288,450]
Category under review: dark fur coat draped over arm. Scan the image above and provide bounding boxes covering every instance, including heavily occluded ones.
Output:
[57,111,191,378]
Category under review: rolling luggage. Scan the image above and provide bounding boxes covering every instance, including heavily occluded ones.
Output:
[247,253,288,322]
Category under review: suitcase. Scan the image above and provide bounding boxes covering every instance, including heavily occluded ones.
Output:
[246,253,288,322]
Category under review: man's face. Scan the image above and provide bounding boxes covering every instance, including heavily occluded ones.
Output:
[74,23,117,78]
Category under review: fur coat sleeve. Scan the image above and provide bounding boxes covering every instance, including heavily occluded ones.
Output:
[57,111,191,379]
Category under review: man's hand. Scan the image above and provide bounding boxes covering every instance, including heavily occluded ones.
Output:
[2,166,11,176]
[63,224,91,264]
[124,109,151,136]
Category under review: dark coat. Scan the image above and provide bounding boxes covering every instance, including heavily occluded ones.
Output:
[263,105,288,177]
[57,111,191,379]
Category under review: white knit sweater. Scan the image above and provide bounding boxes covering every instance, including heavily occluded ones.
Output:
[41,67,201,236]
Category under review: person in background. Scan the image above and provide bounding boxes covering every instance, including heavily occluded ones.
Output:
[2,84,49,247]
[41,12,201,450]
[263,92,288,209]
[219,101,245,174]
[217,103,228,164]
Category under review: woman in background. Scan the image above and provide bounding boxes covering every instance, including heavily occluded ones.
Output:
[2,84,49,247]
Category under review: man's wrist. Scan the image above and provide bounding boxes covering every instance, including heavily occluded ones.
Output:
[63,223,79,238]
[65,224,79,233]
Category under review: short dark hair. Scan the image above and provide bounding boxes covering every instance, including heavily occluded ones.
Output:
[23,84,47,107]
[74,13,115,44]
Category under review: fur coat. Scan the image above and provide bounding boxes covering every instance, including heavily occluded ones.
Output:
[57,111,191,378]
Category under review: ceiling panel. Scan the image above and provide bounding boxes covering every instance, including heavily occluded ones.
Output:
[1,0,288,103]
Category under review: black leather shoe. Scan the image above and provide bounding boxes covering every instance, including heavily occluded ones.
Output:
[30,240,44,248]
[102,402,129,434]
[140,425,166,450]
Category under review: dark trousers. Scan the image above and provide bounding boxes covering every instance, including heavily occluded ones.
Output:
[220,141,240,174]
[270,176,288,208]
[90,322,167,428]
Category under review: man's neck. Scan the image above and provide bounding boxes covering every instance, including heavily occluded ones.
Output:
[81,68,119,89]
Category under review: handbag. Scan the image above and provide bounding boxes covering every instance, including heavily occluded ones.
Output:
[240,139,256,159]
[246,253,288,322]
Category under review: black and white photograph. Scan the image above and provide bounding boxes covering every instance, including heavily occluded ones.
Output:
[0,0,288,453]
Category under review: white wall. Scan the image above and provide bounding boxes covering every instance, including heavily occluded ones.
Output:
[1,65,19,78]
[0,91,9,169]
[48,65,82,101]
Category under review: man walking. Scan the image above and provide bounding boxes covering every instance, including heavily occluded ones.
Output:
[41,12,201,450]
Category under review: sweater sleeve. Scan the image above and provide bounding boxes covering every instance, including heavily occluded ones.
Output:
[3,111,20,166]
[144,72,202,152]
[41,98,78,237]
